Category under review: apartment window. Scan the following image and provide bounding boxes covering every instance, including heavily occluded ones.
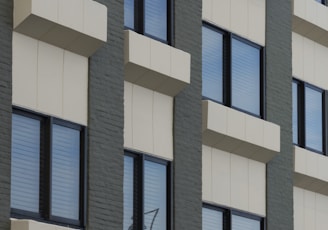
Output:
[293,80,325,154]
[202,23,265,118]
[315,0,327,5]
[11,108,86,227]
[202,205,264,230]
[124,0,173,44]
[124,152,171,230]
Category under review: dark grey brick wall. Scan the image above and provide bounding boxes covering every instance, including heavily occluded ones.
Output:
[173,0,202,229]
[87,0,124,229]
[0,0,12,229]
[266,0,293,230]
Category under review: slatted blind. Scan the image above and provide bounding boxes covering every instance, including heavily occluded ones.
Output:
[231,38,260,115]
[202,26,223,103]
[144,0,167,41]
[11,114,40,212]
[51,124,80,220]
[144,160,166,230]
[292,82,298,144]
[124,156,134,230]
[232,214,260,230]
[124,0,134,29]
[305,87,323,152]
[202,208,223,230]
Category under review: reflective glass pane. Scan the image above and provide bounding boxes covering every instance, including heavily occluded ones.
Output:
[232,214,261,230]
[11,114,40,212]
[231,38,260,115]
[124,156,134,230]
[144,160,167,230]
[145,0,167,41]
[202,26,223,102]
[124,0,134,29]
[51,125,80,220]
[292,82,298,144]
[202,207,223,230]
[305,87,323,152]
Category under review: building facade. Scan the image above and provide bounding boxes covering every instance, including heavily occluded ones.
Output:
[0,0,326,229]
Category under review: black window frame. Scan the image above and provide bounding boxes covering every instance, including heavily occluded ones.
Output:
[11,107,87,229]
[202,21,266,119]
[293,79,327,155]
[124,150,173,230]
[202,203,266,230]
[124,0,174,45]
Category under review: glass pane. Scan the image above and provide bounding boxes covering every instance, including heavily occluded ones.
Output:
[232,214,260,230]
[144,160,167,230]
[145,0,167,41]
[202,207,223,230]
[292,82,298,144]
[11,114,40,212]
[202,26,223,102]
[124,156,134,230]
[124,0,134,29]
[51,124,80,220]
[305,87,323,152]
[231,38,260,115]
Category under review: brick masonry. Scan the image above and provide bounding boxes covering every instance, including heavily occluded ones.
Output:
[0,0,12,229]
[265,0,294,229]
[173,0,203,229]
[87,0,124,229]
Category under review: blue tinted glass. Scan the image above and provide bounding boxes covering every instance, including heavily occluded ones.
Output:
[305,87,323,152]
[124,0,134,29]
[124,156,134,230]
[11,114,40,212]
[144,161,166,230]
[232,215,260,230]
[202,26,223,102]
[292,82,298,144]
[145,0,167,41]
[231,38,260,115]
[51,124,80,220]
[202,208,223,230]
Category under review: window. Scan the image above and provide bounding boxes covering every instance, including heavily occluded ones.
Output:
[202,23,265,118]
[11,108,86,227]
[293,79,326,154]
[124,0,173,44]
[202,205,264,230]
[124,151,171,230]
[315,0,327,5]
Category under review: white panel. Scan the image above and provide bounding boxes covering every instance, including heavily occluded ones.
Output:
[12,32,38,109]
[150,39,170,76]
[58,0,83,31]
[292,32,304,79]
[202,0,212,21]
[314,42,328,90]
[230,0,248,40]
[248,0,265,46]
[32,0,58,22]
[132,85,154,153]
[124,81,133,148]
[227,108,246,141]
[294,187,304,230]
[303,37,316,85]
[248,160,265,216]
[62,51,88,125]
[202,145,212,201]
[37,41,64,117]
[212,0,230,31]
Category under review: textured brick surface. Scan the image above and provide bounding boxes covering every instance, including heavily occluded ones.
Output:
[0,0,12,229]
[266,1,293,230]
[87,0,124,229]
[173,0,203,229]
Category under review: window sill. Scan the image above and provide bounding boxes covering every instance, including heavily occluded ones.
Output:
[294,146,328,195]
[202,100,280,163]
[11,219,79,230]
[13,0,107,57]
[124,30,191,97]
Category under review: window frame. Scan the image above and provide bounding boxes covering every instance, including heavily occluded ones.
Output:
[125,0,174,45]
[124,150,173,230]
[202,21,266,119]
[11,107,87,228]
[293,79,327,155]
[202,203,266,230]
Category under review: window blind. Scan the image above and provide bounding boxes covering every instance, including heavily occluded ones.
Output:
[231,38,260,115]
[51,124,80,220]
[124,0,134,29]
[292,82,298,144]
[144,160,166,230]
[232,214,260,230]
[144,0,167,41]
[11,114,40,213]
[202,26,223,103]
[202,207,223,230]
[124,156,134,230]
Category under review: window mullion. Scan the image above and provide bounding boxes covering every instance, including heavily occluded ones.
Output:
[323,91,328,155]
[45,117,53,220]
[299,82,305,148]
[224,33,232,107]
[80,128,87,226]
[137,0,145,35]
